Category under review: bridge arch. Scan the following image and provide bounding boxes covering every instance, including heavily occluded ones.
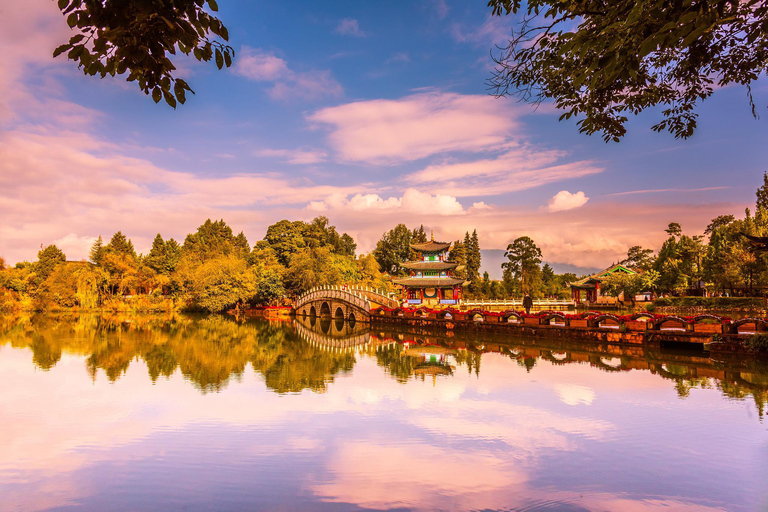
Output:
[310,305,317,317]
[589,314,621,329]
[320,302,332,318]
[540,312,567,326]
[730,317,768,334]
[654,315,689,331]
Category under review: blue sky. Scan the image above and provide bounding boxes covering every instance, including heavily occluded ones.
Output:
[1,0,767,273]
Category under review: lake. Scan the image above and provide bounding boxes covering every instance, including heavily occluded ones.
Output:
[1,313,766,511]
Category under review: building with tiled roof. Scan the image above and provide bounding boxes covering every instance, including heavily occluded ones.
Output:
[569,264,636,303]
[393,235,466,307]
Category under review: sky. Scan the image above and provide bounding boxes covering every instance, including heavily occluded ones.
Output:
[1,0,768,276]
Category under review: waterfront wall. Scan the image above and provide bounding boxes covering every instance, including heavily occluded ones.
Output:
[367,308,766,354]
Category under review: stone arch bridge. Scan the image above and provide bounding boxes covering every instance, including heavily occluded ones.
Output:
[294,286,399,322]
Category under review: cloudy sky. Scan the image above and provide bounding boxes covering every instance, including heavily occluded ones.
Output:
[1,0,767,273]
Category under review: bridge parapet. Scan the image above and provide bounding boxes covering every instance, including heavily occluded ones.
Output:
[295,285,399,313]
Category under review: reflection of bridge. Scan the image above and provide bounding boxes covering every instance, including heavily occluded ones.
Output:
[293,286,400,322]
[294,315,394,353]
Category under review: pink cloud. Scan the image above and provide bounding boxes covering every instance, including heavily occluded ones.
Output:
[233,46,343,101]
[308,91,520,164]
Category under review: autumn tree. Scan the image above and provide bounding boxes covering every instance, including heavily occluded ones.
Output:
[488,0,768,141]
[35,245,67,284]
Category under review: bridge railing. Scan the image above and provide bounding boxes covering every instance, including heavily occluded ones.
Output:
[294,285,399,312]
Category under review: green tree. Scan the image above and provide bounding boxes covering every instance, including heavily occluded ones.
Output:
[373,224,414,275]
[284,247,360,296]
[54,0,234,108]
[502,236,542,296]
[466,230,482,285]
[620,246,655,272]
[449,239,467,279]
[487,0,768,141]
[601,271,658,306]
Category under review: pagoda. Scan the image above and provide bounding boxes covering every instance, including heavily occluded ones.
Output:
[393,236,465,307]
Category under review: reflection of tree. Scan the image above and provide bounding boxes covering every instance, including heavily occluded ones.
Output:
[0,314,357,394]
[453,349,481,377]
[374,345,419,383]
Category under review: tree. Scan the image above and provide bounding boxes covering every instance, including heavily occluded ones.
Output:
[620,246,655,272]
[54,0,234,108]
[35,245,67,284]
[190,256,257,313]
[601,271,658,306]
[373,224,414,275]
[183,219,238,262]
[264,217,355,265]
[466,230,482,284]
[488,0,768,141]
[758,171,768,212]
[449,239,467,279]
[502,236,542,295]
[89,236,106,265]
[106,231,137,259]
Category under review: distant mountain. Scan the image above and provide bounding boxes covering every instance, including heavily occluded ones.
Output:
[479,249,600,280]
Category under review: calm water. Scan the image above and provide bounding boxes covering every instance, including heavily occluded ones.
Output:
[1,314,767,512]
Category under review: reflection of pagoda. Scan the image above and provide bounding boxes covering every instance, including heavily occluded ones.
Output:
[393,236,465,307]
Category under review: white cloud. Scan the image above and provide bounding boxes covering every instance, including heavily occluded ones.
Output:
[233,46,343,101]
[307,188,466,216]
[547,190,589,212]
[335,18,366,37]
[232,48,290,81]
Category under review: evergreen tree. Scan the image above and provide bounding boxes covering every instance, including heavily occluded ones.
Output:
[449,239,467,279]
[466,230,482,284]
[89,236,106,265]
[757,171,768,212]
[106,231,137,259]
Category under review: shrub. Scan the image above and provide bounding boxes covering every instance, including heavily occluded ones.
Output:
[745,334,768,354]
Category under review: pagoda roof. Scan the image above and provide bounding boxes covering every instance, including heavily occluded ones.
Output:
[393,277,466,287]
[569,264,637,288]
[401,261,459,271]
[410,241,451,252]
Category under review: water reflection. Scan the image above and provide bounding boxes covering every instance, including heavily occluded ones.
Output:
[1,313,767,511]
[2,312,768,415]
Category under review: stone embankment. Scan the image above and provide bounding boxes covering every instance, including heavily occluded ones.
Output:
[368,307,768,354]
